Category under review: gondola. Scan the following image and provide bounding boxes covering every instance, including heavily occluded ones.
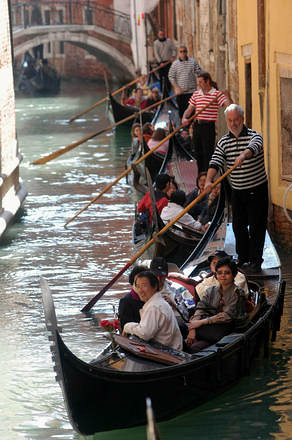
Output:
[17,58,61,96]
[107,93,154,126]
[41,217,285,437]
[133,181,225,268]
[126,93,182,194]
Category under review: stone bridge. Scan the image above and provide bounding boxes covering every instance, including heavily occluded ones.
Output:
[11,1,135,81]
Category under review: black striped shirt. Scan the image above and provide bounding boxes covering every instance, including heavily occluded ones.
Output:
[168,57,202,93]
[209,125,267,190]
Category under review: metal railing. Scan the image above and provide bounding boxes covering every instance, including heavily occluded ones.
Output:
[11,1,131,39]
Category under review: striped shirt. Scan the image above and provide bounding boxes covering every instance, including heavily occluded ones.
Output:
[209,125,268,190]
[189,88,228,121]
[168,57,202,93]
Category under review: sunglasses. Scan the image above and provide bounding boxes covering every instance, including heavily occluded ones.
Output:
[179,50,187,53]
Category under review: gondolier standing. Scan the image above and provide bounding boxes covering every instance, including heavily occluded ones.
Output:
[153,28,177,94]
[205,104,269,274]
[182,72,232,171]
[168,45,203,118]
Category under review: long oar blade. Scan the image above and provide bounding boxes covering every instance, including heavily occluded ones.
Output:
[81,164,236,313]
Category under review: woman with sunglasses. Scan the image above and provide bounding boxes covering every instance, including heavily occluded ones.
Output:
[186,257,248,352]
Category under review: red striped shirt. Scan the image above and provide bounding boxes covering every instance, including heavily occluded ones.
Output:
[189,88,227,121]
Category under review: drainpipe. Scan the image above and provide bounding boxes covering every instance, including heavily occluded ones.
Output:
[133,0,139,71]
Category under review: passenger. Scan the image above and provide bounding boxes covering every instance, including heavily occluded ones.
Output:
[129,123,142,161]
[123,271,183,350]
[146,87,161,109]
[186,258,248,352]
[198,183,221,232]
[142,122,154,144]
[150,257,189,338]
[160,190,204,231]
[177,127,192,153]
[147,128,169,155]
[118,265,147,331]
[195,251,249,299]
[123,88,147,109]
[137,173,172,223]
[186,171,208,220]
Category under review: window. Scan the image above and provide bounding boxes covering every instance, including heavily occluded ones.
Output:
[45,10,50,25]
[245,62,252,129]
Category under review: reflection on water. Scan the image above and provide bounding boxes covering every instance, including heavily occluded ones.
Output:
[0,80,291,440]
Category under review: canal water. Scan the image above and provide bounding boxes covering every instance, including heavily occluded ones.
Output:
[0,80,291,440]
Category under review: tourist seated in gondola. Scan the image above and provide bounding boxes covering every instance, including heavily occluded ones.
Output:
[142,122,154,143]
[122,88,147,109]
[160,190,204,232]
[197,183,221,232]
[147,127,169,155]
[177,127,193,153]
[186,258,248,353]
[118,265,147,331]
[145,87,161,109]
[129,123,142,161]
[150,257,189,338]
[137,173,173,223]
[185,172,208,220]
[195,251,249,299]
[123,271,183,350]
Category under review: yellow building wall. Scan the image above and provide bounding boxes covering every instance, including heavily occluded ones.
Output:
[237,0,292,213]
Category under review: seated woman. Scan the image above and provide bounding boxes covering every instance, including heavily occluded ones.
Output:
[195,250,249,299]
[142,122,154,144]
[129,123,142,161]
[160,190,203,231]
[118,265,147,331]
[122,88,147,109]
[123,271,183,350]
[186,258,248,352]
[147,127,169,154]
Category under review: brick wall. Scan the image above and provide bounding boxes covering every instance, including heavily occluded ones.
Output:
[269,204,292,251]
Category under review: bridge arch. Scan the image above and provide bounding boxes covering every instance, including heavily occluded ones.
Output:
[14,28,135,81]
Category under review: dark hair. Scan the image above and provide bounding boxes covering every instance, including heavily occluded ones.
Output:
[170,189,186,207]
[215,257,238,277]
[198,72,218,90]
[152,128,166,141]
[129,265,148,285]
[196,171,207,187]
[131,123,141,138]
[142,122,153,135]
[155,173,171,190]
[135,271,159,290]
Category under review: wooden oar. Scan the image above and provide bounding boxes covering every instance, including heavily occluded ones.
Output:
[69,61,171,123]
[32,93,178,166]
[81,164,236,313]
[65,93,223,227]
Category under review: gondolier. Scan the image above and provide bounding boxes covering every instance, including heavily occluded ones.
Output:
[153,28,177,93]
[182,72,232,171]
[168,45,203,117]
[205,104,269,274]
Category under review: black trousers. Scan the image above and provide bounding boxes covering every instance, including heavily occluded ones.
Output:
[231,182,269,265]
[158,62,172,94]
[192,121,216,172]
[176,93,192,119]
